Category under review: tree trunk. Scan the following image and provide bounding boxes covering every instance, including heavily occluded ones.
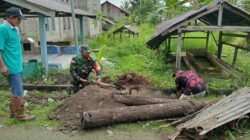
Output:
[112,94,177,106]
[81,101,206,129]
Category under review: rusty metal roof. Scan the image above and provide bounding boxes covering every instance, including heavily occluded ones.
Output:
[176,87,250,136]
[147,0,250,49]
[0,0,95,18]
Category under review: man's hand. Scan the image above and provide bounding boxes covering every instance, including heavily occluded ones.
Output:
[177,90,182,97]
[80,78,89,85]
[95,78,101,86]
[0,65,8,77]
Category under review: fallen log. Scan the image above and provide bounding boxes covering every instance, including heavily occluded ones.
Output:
[112,94,176,106]
[81,100,206,129]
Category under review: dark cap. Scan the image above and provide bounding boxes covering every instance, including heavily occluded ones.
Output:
[5,7,26,20]
[172,68,181,77]
[80,46,91,53]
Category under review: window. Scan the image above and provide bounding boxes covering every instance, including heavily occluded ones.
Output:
[23,43,31,51]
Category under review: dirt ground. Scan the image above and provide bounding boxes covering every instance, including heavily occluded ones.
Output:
[0,126,164,140]
[115,72,152,88]
[49,86,126,130]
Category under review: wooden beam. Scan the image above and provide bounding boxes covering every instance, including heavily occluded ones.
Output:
[211,32,218,47]
[176,30,183,68]
[217,2,223,26]
[217,31,223,59]
[180,26,250,32]
[223,42,250,51]
[170,36,207,39]
[205,31,210,50]
[222,33,248,38]
[232,47,238,66]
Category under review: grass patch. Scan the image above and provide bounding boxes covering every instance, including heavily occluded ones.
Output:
[113,120,174,133]
[0,90,60,127]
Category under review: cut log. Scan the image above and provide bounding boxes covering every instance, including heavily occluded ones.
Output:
[112,94,176,106]
[81,100,206,129]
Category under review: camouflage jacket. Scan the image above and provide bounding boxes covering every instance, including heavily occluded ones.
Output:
[70,55,101,81]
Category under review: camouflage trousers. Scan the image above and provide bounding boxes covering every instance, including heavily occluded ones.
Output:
[68,79,88,94]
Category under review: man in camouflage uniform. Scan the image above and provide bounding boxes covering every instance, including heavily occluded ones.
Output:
[69,46,101,94]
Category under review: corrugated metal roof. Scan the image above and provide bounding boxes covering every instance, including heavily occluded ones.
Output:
[0,0,95,18]
[176,87,250,136]
[113,25,139,34]
[147,0,250,49]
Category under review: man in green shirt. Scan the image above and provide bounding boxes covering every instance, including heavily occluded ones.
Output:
[0,7,35,121]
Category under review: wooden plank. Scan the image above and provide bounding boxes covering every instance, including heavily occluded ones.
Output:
[176,30,183,68]
[223,42,250,51]
[222,33,248,38]
[217,31,223,59]
[205,31,210,50]
[180,26,250,32]
[232,47,238,66]
[170,37,207,39]
[211,32,218,47]
[217,3,223,26]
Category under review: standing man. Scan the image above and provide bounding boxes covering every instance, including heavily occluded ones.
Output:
[69,46,102,94]
[173,69,206,100]
[0,7,35,120]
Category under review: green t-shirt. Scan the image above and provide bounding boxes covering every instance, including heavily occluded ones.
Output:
[0,22,22,74]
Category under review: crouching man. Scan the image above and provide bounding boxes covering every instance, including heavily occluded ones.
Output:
[69,46,101,94]
[173,69,206,100]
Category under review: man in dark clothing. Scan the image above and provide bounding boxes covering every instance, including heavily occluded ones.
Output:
[173,69,206,99]
[69,46,101,94]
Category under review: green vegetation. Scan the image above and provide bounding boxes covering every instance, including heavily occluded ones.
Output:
[90,23,173,88]
[0,90,60,127]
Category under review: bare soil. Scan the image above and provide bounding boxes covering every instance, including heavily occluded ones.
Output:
[115,72,152,88]
[25,91,67,106]
[48,86,125,130]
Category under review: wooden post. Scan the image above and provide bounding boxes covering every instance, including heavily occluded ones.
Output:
[120,32,122,41]
[217,31,223,59]
[232,47,238,66]
[168,36,171,49]
[205,31,210,50]
[217,2,223,59]
[176,30,183,68]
